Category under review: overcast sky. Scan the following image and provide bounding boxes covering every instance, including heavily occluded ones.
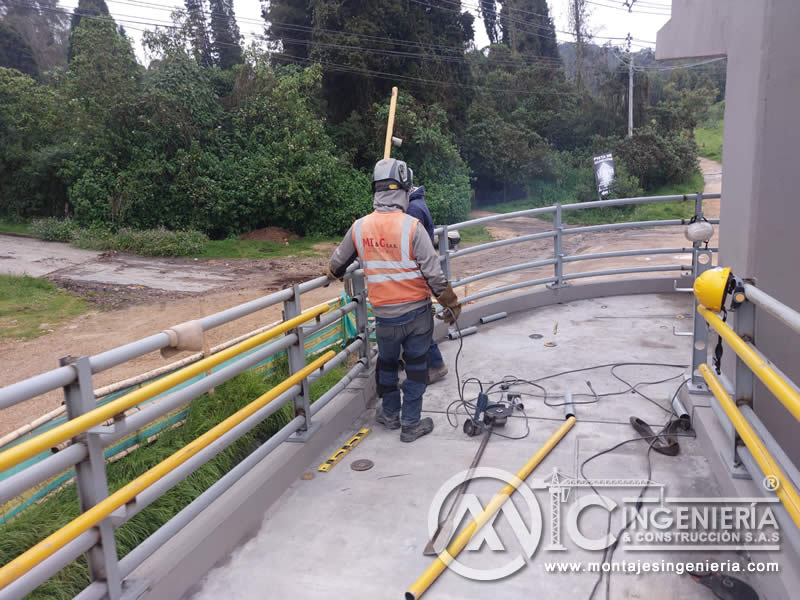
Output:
[58,0,671,63]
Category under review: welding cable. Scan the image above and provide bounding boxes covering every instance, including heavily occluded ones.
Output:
[583,378,693,600]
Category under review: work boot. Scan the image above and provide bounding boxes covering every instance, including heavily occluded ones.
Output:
[427,364,449,384]
[375,405,400,430]
[400,417,434,442]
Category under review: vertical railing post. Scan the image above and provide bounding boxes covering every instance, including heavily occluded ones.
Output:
[733,300,756,408]
[689,192,711,394]
[61,355,122,600]
[440,225,451,281]
[351,268,371,366]
[284,284,315,441]
[549,204,567,288]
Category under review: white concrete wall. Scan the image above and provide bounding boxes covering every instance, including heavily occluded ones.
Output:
[658,0,800,463]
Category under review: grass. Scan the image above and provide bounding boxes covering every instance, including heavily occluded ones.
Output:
[0,352,350,599]
[200,235,337,259]
[458,225,493,244]
[0,275,87,340]
[695,120,724,162]
[474,169,706,225]
[0,219,33,236]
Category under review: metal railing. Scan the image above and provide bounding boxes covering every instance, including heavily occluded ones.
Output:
[0,267,372,600]
[695,281,800,542]
[1,190,722,598]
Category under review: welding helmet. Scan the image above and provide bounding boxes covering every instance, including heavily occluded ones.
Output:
[693,267,733,312]
[372,158,413,192]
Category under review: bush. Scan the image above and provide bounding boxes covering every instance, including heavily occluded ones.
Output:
[614,128,698,190]
[71,226,208,256]
[31,217,77,242]
[116,228,208,257]
[69,225,115,250]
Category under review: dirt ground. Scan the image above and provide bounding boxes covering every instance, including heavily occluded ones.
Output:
[240,226,298,243]
[0,158,722,436]
[452,157,721,298]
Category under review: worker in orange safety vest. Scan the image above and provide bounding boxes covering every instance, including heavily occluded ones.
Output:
[326,158,461,442]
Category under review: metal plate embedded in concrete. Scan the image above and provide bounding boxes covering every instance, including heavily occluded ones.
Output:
[351,459,374,471]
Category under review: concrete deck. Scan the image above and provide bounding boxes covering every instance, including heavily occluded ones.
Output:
[189,294,763,600]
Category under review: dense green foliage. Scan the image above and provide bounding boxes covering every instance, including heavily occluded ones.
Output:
[0,0,722,240]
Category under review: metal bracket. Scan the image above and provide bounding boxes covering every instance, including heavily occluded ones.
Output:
[285,421,323,443]
[672,324,693,337]
[119,577,150,600]
[688,381,709,395]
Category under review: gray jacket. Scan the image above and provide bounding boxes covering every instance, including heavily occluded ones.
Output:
[329,188,448,318]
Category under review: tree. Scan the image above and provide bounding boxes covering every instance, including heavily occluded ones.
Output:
[568,0,589,90]
[0,0,70,72]
[184,0,213,66]
[0,24,39,78]
[480,0,499,45]
[0,67,70,216]
[262,0,313,60]
[68,0,111,61]
[70,0,109,32]
[209,0,242,69]
[306,0,474,133]
[499,0,559,60]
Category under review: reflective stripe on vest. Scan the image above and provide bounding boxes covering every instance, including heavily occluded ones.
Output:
[352,212,431,306]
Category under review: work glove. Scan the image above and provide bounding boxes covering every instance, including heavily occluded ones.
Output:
[436,284,461,324]
[323,266,340,286]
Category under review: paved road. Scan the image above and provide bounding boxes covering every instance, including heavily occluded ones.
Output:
[0,236,100,277]
[0,236,241,293]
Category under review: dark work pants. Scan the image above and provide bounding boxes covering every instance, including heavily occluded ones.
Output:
[375,304,433,426]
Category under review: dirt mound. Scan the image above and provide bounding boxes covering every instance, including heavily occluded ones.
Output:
[240,227,298,243]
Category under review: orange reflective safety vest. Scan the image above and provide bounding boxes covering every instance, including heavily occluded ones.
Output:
[352,212,431,307]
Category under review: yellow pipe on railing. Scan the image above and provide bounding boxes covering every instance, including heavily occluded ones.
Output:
[699,364,800,530]
[405,416,576,600]
[698,306,800,422]
[0,304,329,474]
[0,351,335,589]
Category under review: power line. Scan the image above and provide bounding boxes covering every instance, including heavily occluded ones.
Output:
[11,1,594,96]
[587,0,670,16]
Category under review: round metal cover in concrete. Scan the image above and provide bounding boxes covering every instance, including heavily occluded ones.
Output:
[351,459,374,471]
[529,333,543,339]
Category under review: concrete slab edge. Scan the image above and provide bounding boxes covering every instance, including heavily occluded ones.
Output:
[435,277,688,339]
[127,372,376,600]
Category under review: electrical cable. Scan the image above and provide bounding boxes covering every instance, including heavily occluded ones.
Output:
[582,378,693,600]
[443,304,690,445]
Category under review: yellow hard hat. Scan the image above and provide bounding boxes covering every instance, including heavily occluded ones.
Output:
[694,267,732,311]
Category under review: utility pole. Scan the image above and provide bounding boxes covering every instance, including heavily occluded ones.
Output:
[573,0,584,91]
[627,33,633,137]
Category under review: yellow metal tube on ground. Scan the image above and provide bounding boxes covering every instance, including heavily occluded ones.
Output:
[0,351,335,590]
[0,304,329,473]
[699,364,800,529]
[383,86,399,160]
[698,306,800,422]
[405,416,576,600]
